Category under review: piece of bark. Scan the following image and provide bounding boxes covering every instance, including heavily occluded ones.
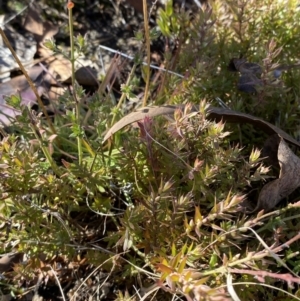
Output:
[255,137,300,212]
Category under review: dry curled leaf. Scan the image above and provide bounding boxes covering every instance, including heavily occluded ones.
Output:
[103,104,300,148]
[255,137,300,212]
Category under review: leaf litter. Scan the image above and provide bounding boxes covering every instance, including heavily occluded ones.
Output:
[0,3,99,126]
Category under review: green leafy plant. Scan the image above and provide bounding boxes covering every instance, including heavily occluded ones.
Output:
[1,0,300,300]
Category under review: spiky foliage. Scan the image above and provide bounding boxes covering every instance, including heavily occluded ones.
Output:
[1,0,300,300]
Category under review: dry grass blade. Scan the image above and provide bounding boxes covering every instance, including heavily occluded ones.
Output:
[227,273,241,301]
[241,226,300,278]
[219,282,300,301]
[103,105,183,141]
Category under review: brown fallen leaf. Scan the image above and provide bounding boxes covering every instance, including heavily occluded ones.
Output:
[27,4,98,88]
[0,65,51,125]
[255,137,300,212]
[24,5,58,45]
[39,48,98,86]
[47,86,65,104]
[102,104,300,148]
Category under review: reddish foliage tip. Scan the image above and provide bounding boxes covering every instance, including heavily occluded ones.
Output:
[67,1,74,9]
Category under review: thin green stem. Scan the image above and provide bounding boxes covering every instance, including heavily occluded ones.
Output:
[142,0,151,107]
[68,3,83,165]
[28,110,61,176]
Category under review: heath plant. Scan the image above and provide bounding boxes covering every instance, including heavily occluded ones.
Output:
[1,0,300,300]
